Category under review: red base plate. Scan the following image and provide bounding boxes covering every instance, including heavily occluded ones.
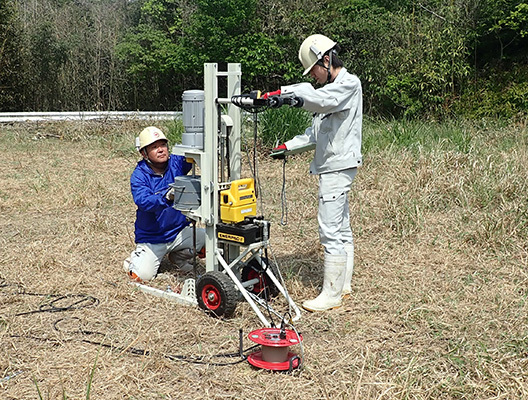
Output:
[247,350,301,371]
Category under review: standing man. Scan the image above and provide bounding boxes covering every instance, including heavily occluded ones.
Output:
[123,126,205,282]
[269,34,362,311]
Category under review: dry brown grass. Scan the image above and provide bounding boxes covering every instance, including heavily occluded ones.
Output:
[1,120,527,399]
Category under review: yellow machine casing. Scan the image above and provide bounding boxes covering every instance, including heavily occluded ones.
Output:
[220,178,257,223]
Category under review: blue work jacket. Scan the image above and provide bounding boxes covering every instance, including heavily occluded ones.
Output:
[131,155,192,244]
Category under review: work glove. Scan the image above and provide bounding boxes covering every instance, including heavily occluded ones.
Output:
[261,89,281,99]
[165,187,175,202]
[270,143,287,160]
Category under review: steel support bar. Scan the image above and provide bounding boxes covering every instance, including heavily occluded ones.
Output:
[254,253,302,322]
[215,249,272,327]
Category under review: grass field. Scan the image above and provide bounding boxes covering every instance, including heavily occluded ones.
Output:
[0,118,527,399]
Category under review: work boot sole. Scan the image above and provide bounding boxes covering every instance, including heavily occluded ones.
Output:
[302,301,342,312]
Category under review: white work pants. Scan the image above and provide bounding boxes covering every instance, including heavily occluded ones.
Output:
[318,168,357,255]
[126,225,206,281]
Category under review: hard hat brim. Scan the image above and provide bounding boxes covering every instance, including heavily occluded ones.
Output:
[302,62,317,76]
[139,138,167,152]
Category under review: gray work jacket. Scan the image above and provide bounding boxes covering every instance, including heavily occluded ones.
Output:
[281,68,363,175]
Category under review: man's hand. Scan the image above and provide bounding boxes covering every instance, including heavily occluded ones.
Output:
[165,188,175,201]
[270,143,287,160]
[261,89,281,99]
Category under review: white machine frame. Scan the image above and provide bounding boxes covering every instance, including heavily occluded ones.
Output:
[161,63,301,327]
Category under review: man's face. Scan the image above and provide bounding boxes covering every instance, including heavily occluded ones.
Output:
[145,140,169,164]
[309,63,328,85]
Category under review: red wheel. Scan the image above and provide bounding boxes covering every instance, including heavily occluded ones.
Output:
[242,258,280,298]
[246,268,266,294]
[201,284,222,310]
[196,271,237,317]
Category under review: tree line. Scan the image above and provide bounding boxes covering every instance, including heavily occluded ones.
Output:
[1,0,526,118]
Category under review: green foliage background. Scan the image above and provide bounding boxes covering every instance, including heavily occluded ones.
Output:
[0,0,527,119]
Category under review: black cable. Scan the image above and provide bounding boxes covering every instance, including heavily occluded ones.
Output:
[256,268,275,329]
[3,279,258,368]
[8,327,260,367]
[52,316,262,366]
[241,111,264,214]
[53,316,104,336]
[15,294,99,316]
[280,157,288,226]
[262,248,277,328]
[252,112,260,200]
[0,282,100,316]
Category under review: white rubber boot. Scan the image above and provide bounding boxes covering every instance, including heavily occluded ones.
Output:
[302,253,346,312]
[342,243,354,298]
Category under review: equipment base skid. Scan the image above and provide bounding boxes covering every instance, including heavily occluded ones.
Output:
[131,278,198,306]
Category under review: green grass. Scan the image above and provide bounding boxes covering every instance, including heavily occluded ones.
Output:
[363,118,476,154]
[258,106,311,146]
[360,117,528,250]
[163,118,184,144]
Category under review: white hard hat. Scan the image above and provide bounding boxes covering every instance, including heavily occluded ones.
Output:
[298,34,337,76]
[136,126,167,151]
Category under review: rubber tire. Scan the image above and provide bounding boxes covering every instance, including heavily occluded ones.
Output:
[196,271,238,318]
[241,257,280,298]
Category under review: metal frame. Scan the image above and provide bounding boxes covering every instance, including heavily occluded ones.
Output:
[169,63,301,327]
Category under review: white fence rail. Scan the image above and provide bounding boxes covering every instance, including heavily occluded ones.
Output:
[0,111,182,123]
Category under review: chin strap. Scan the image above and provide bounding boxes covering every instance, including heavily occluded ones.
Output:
[317,50,335,84]
[141,149,153,165]
[311,44,336,84]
